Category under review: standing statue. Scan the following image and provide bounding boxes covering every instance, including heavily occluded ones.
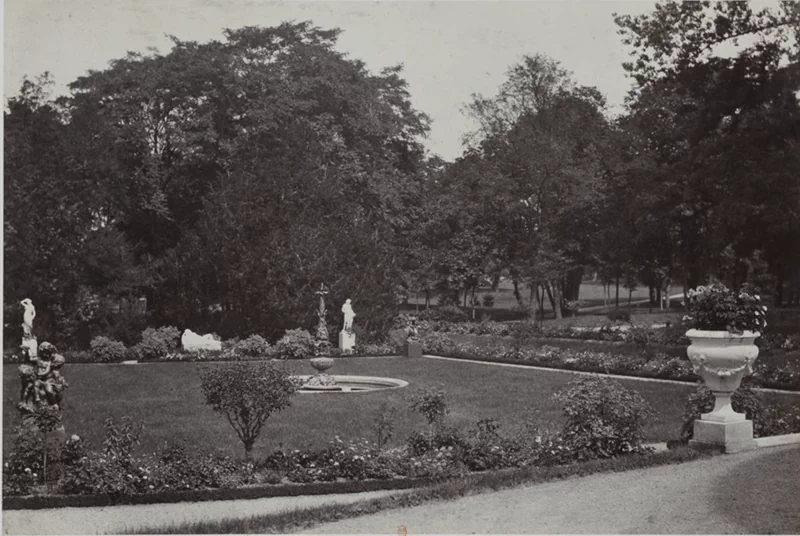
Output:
[341,299,355,333]
[21,298,36,337]
[20,299,38,358]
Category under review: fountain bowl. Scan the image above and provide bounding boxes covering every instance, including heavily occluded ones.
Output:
[310,357,335,373]
[294,374,408,394]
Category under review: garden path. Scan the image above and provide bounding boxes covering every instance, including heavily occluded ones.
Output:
[1,489,405,535]
[305,444,800,534]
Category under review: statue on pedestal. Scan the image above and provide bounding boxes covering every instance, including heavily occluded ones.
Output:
[341,299,355,333]
[338,298,356,352]
[16,300,68,417]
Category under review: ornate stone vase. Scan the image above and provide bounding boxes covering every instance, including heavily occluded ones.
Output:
[310,357,334,373]
[686,329,760,452]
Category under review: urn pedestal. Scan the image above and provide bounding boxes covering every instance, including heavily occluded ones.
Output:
[338,331,355,352]
[404,341,422,358]
[686,329,760,453]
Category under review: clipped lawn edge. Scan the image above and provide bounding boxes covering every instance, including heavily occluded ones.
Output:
[424,350,799,393]
[131,446,710,535]
[2,475,439,511]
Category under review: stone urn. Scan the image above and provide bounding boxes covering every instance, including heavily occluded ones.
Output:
[686,329,760,452]
[310,357,334,373]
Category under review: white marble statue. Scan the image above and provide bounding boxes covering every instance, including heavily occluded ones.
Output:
[21,299,35,337]
[341,299,355,333]
[181,329,222,352]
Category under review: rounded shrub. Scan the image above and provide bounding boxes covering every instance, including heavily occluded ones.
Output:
[135,326,181,361]
[89,336,126,363]
[274,328,315,359]
[235,334,272,358]
[553,377,655,460]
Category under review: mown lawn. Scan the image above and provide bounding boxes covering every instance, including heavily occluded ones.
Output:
[4,357,797,460]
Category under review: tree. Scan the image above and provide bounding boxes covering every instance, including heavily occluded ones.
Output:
[6,22,432,342]
[464,55,613,318]
[199,362,297,459]
[615,2,800,295]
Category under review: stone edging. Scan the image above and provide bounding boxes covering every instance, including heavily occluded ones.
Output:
[422,354,800,396]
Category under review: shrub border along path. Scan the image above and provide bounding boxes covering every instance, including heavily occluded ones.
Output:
[126,447,710,534]
[423,354,800,396]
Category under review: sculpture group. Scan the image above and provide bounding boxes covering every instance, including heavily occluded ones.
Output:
[16,299,69,415]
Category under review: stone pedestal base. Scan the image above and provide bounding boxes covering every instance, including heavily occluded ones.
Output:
[689,418,758,453]
[338,331,355,352]
[404,341,422,358]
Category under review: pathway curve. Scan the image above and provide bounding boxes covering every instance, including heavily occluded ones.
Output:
[305,444,800,534]
[1,489,404,535]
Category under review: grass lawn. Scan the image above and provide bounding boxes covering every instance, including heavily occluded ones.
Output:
[407,280,684,312]
[3,357,797,460]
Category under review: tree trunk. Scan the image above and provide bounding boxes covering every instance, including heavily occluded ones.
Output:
[425,290,430,309]
[656,286,662,309]
[628,287,633,307]
[540,284,546,323]
[544,282,556,313]
[615,274,620,308]
[564,267,583,301]
[774,277,783,307]
[471,286,476,320]
[512,279,523,308]
[663,280,671,310]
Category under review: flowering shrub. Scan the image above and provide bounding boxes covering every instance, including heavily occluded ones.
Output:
[553,377,655,460]
[683,283,767,333]
[90,336,127,363]
[135,326,181,361]
[274,329,316,360]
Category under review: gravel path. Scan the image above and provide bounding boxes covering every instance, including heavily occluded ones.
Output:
[1,489,405,535]
[304,445,800,534]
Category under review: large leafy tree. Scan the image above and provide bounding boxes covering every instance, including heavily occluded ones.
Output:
[615,2,800,299]
[464,55,612,317]
[5,22,431,343]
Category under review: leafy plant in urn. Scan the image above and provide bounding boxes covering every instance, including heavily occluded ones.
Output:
[682,283,766,452]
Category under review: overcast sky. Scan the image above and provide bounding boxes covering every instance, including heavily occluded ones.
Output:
[5,1,662,160]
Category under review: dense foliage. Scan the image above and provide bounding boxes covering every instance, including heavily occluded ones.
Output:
[684,284,768,333]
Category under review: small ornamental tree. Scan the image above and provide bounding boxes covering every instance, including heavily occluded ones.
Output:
[198,362,297,459]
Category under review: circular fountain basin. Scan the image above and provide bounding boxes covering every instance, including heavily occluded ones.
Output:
[294,375,408,394]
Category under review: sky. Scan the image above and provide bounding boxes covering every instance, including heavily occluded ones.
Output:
[4,0,662,160]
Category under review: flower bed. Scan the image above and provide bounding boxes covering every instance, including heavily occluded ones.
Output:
[419,332,800,392]
[404,318,800,351]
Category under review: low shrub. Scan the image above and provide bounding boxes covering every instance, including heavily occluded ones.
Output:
[135,326,181,361]
[90,336,127,363]
[482,294,495,308]
[234,335,272,359]
[607,309,632,323]
[552,377,656,460]
[419,306,469,323]
[274,329,316,360]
